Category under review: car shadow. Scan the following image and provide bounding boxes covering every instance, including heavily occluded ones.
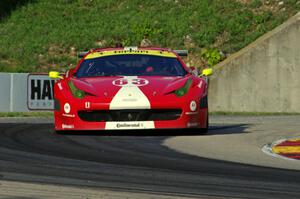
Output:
[56,124,248,136]
[208,124,249,135]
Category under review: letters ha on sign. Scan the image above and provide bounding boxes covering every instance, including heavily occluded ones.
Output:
[27,74,55,110]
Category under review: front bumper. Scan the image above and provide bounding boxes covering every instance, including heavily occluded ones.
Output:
[54,96,208,131]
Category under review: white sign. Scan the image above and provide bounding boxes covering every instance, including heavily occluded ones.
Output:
[27,74,55,110]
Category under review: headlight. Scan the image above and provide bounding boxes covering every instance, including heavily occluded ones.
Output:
[174,79,192,97]
[68,80,85,99]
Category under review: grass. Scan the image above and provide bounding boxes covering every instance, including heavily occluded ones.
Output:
[0,0,299,72]
[0,112,53,117]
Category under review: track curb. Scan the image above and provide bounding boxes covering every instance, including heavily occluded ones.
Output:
[262,137,300,161]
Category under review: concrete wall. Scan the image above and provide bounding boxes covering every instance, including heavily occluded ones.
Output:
[0,73,29,112]
[209,12,300,113]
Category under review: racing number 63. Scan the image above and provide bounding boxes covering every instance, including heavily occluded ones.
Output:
[113,78,149,87]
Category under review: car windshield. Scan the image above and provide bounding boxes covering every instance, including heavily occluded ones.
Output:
[76,54,187,78]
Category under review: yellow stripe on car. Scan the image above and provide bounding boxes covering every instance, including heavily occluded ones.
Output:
[85,50,177,59]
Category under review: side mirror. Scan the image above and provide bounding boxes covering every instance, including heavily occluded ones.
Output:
[189,66,199,76]
[49,71,63,79]
[201,68,213,77]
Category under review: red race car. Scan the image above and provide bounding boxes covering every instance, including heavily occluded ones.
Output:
[49,47,212,133]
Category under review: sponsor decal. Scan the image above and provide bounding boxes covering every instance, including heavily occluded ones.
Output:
[62,124,74,129]
[57,83,63,90]
[64,103,71,114]
[105,121,155,130]
[62,113,75,118]
[85,102,90,109]
[190,101,197,111]
[122,98,138,102]
[27,74,55,110]
[116,123,143,128]
[187,122,199,127]
[85,49,176,60]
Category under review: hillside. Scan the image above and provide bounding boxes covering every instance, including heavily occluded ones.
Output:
[0,0,299,72]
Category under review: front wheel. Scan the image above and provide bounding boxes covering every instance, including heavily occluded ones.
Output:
[54,130,67,134]
[193,114,209,135]
[186,115,209,135]
[200,115,209,134]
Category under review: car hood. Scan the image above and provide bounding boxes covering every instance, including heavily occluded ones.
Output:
[70,75,197,98]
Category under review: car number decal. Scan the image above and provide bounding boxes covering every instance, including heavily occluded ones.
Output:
[112,77,149,87]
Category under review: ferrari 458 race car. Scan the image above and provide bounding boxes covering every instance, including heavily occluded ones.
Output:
[49,47,213,133]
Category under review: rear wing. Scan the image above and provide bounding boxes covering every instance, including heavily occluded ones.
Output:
[78,51,88,58]
[173,50,188,56]
[77,49,188,58]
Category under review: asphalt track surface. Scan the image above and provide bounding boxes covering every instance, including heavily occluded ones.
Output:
[1,121,300,199]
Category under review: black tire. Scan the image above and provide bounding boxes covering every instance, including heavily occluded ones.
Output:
[186,115,208,135]
[200,114,209,134]
[55,130,67,135]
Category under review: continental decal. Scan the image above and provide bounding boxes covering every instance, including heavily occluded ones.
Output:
[85,50,177,59]
[105,121,155,130]
[117,123,141,128]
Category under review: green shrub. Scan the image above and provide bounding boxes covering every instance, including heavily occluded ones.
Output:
[201,48,225,66]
